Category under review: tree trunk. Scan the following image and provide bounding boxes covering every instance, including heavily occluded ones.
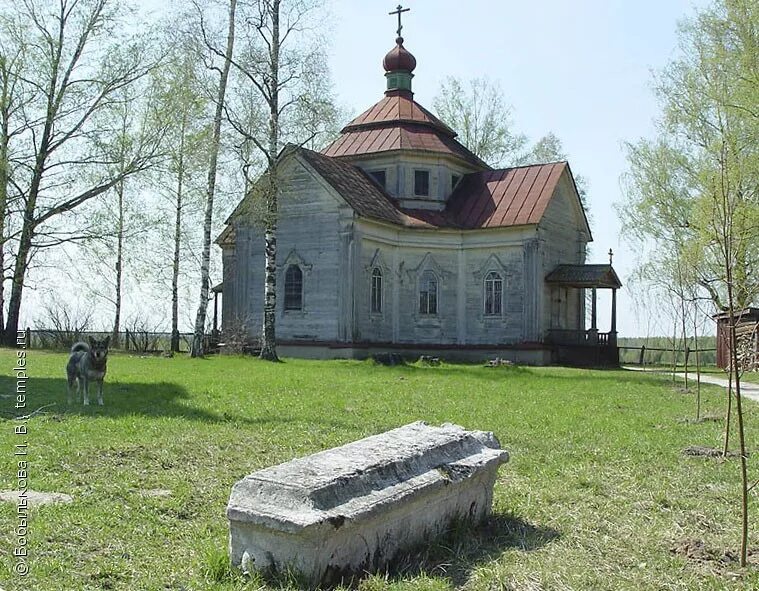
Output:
[171,111,188,354]
[4,154,45,344]
[2,18,60,345]
[671,317,678,383]
[259,0,281,363]
[680,292,688,390]
[260,224,278,360]
[190,0,237,358]
[723,368,733,456]
[112,179,125,348]
[0,107,8,343]
[726,285,748,567]
[693,308,701,421]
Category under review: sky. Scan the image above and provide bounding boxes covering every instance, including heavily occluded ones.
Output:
[318,0,710,336]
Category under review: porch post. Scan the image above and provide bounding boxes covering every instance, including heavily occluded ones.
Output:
[610,288,617,345]
[591,288,597,330]
[213,292,219,333]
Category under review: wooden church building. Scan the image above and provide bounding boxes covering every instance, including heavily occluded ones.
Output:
[216,22,621,365]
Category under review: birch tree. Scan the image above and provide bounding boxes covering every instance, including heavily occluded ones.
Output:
[189,0,237,358]
[218,0,339,362]
[0,0,163,345]
[621,0,758,565]
[152,38,211,353]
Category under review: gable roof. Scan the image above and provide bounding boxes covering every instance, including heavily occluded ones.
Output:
[322,92,488,169]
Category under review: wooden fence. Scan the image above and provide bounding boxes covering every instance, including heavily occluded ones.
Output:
[619,345,717,367]
[22,328,217,354]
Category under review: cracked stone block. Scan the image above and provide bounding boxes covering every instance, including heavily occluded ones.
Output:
[226,421,509,585]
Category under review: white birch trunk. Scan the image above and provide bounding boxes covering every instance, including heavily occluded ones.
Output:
[190,0,238,357]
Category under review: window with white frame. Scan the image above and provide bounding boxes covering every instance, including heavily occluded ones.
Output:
[371,268,383,313]
[284,265,303,311]
[484,271,503,316]
[418,271,438,315]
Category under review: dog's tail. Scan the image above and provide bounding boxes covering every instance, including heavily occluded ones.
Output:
[70,342,90,354]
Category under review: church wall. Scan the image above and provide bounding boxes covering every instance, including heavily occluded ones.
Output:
[221,247,238,334]
[462,247,524,344]
[537,173,590,333]
[228,157,351,343]
[354,225,531,346]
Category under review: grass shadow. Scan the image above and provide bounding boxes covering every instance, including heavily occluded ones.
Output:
[386,512,560,588]
[0,375,347,429]
[255,512,560,589]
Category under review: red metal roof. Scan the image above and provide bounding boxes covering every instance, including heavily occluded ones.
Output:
[218,148,573,245]
[446,162,567,228]
[303,147,568,230]
[340,93,455,135]
[322,93,487,168]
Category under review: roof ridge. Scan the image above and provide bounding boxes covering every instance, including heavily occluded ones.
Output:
[486,160,568,173]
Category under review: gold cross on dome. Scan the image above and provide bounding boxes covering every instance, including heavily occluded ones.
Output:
[389,4,410,38]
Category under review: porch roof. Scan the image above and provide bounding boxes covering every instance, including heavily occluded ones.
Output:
[545,264,622,289]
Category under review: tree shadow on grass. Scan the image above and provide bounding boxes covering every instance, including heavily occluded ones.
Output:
[0,375,350,429]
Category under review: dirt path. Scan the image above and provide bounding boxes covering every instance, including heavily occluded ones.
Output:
[624,366,759,403]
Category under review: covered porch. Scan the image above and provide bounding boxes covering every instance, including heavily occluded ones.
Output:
[544,260,622,367]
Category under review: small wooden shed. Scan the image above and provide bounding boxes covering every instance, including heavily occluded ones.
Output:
[714,308,759,370]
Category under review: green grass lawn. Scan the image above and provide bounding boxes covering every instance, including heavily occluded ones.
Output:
[0,350,757,590]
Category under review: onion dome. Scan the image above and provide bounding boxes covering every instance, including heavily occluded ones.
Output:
[383,37,417,73]
[383,37,415,95]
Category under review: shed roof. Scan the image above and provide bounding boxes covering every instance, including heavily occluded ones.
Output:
[545,264,622,289]
[713,308,759,322]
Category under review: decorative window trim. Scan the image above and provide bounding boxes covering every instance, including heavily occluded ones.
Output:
[282,249,313,273]
[281,250,311,316]
[370,267,383,315]
[483,271,504,317]
[404,253,449,324]
[473,254,512,322]
[418,269,439,316]
[283,264,304,312]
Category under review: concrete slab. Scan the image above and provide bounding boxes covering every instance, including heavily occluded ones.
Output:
[227,421,509,585]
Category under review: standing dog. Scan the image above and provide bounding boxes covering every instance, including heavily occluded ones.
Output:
[66,337,110,406]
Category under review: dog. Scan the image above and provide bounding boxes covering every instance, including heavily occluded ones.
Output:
[66,337,110,406]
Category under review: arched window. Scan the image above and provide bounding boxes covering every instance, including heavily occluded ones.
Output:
[284,265,303,311]
[419,271,438,315]
[371,268,383,313]
[484,272,503,316]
